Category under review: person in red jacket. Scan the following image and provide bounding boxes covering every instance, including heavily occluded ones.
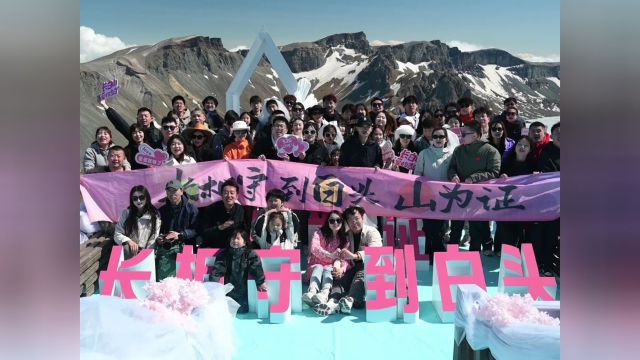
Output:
[457,97,475,125]
[528,121,551,162]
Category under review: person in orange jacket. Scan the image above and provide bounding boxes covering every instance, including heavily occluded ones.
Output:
[223,120,252,160]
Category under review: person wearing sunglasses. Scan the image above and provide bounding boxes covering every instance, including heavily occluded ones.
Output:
[502,106,525,141]
[391,125,418,173]
[184,123,215,162]
[114,185,161,260]
[303,210,350,307]
[283,94,297,114]
[487,119,516,162]
[415,127,456,262]
[313,205,382,316]
[300,122,330,165]
[158,116,181,152]
[223,121,252,160]
[320,123,342,156]
[447,121,501,256]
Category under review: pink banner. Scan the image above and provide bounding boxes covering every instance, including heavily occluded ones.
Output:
[80,159,559,222]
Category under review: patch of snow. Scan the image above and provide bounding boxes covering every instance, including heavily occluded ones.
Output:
[396,60,432,74]
[464,65,528,99]
[192,99,199,105]
[211,73,218,79]
[126,47,138,54]
[203,74,209,80]
[294,45,369,90]
[226,72,233,77]
[269,84,280,93]
[162,101,168,109]
[390,82,401,94]
[547,77,560,87]
[270,68,279,78]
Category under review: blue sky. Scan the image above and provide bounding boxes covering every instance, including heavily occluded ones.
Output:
[80,0,559,63]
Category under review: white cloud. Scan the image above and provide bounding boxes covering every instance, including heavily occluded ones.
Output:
[370,39,405,47]
[517,53,560,63]
[228,45,249,52]
[446,40,485,52]
[80,26,134,63]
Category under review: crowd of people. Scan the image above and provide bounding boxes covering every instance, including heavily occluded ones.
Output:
[82,92,560,314]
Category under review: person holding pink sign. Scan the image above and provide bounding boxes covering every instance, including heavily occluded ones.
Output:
[114,185,161,259]
[391,125,418,173]
[302,210,350,306]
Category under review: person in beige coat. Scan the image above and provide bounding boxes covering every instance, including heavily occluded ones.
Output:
[114,185,161,259]
[313,205,382,316]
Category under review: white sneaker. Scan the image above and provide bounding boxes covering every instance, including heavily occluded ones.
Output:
[312,289,329,304]
[338,297,353,314]
[302,288,318,307]
[313,299,338,316]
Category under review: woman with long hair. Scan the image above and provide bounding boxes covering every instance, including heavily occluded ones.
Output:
[183,123,215,162]
[301,122,329,165]
[487,119,516,162]
[114,185,161,259]
[372,110,397,142]
[302,210,350,306]
[125,124,148,170]
[165,134,196,166]
[493,135,537,256]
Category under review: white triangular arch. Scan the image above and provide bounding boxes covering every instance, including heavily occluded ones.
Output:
[226,31,298,113]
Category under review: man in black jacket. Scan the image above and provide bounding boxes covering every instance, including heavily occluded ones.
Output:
[338,115,382,168]
[99,99,162,147]
[197,179,246,248]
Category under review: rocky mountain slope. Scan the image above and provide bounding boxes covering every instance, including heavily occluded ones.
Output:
[80,32,559,160]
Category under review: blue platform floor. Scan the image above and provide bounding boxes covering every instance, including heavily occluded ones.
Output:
[232,250,560,360]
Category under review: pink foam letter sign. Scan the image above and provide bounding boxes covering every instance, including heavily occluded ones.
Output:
[395,245,419,323]
[499,244,557,300]
[364,246,397,322]
[175,245,198,280]
[432,245,486,322]
[99,246,154,299]
[251,248,302,322]
[265,262,301,323]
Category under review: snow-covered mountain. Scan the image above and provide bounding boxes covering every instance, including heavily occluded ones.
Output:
[80,32,559,160]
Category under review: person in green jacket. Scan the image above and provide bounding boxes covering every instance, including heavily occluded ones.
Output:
[447,121,501,255]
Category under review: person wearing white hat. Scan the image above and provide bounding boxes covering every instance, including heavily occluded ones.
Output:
[223,120,252,160]
[391,125,418,173]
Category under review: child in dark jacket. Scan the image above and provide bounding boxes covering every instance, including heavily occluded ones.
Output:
[209,229,267,313]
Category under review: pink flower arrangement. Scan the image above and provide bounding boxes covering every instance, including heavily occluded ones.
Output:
[141,277,210,331]
[474,293,560,327]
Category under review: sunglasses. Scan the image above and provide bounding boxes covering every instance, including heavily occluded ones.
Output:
[324,133,336,138]
[432,134,446,140]
[192,134,205,140]
[491,127,504,132]
[399,134,412,140]
[233,131,247,136]
[285,101,296,106]
[132,195,146,202]
[372,102,383,107]
[507,112,517,116]
[328,218,343,225]
[304,130,316,135]
[162,125,177,131]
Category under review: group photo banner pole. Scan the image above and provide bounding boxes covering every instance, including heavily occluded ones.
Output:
[80,159,560,223]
